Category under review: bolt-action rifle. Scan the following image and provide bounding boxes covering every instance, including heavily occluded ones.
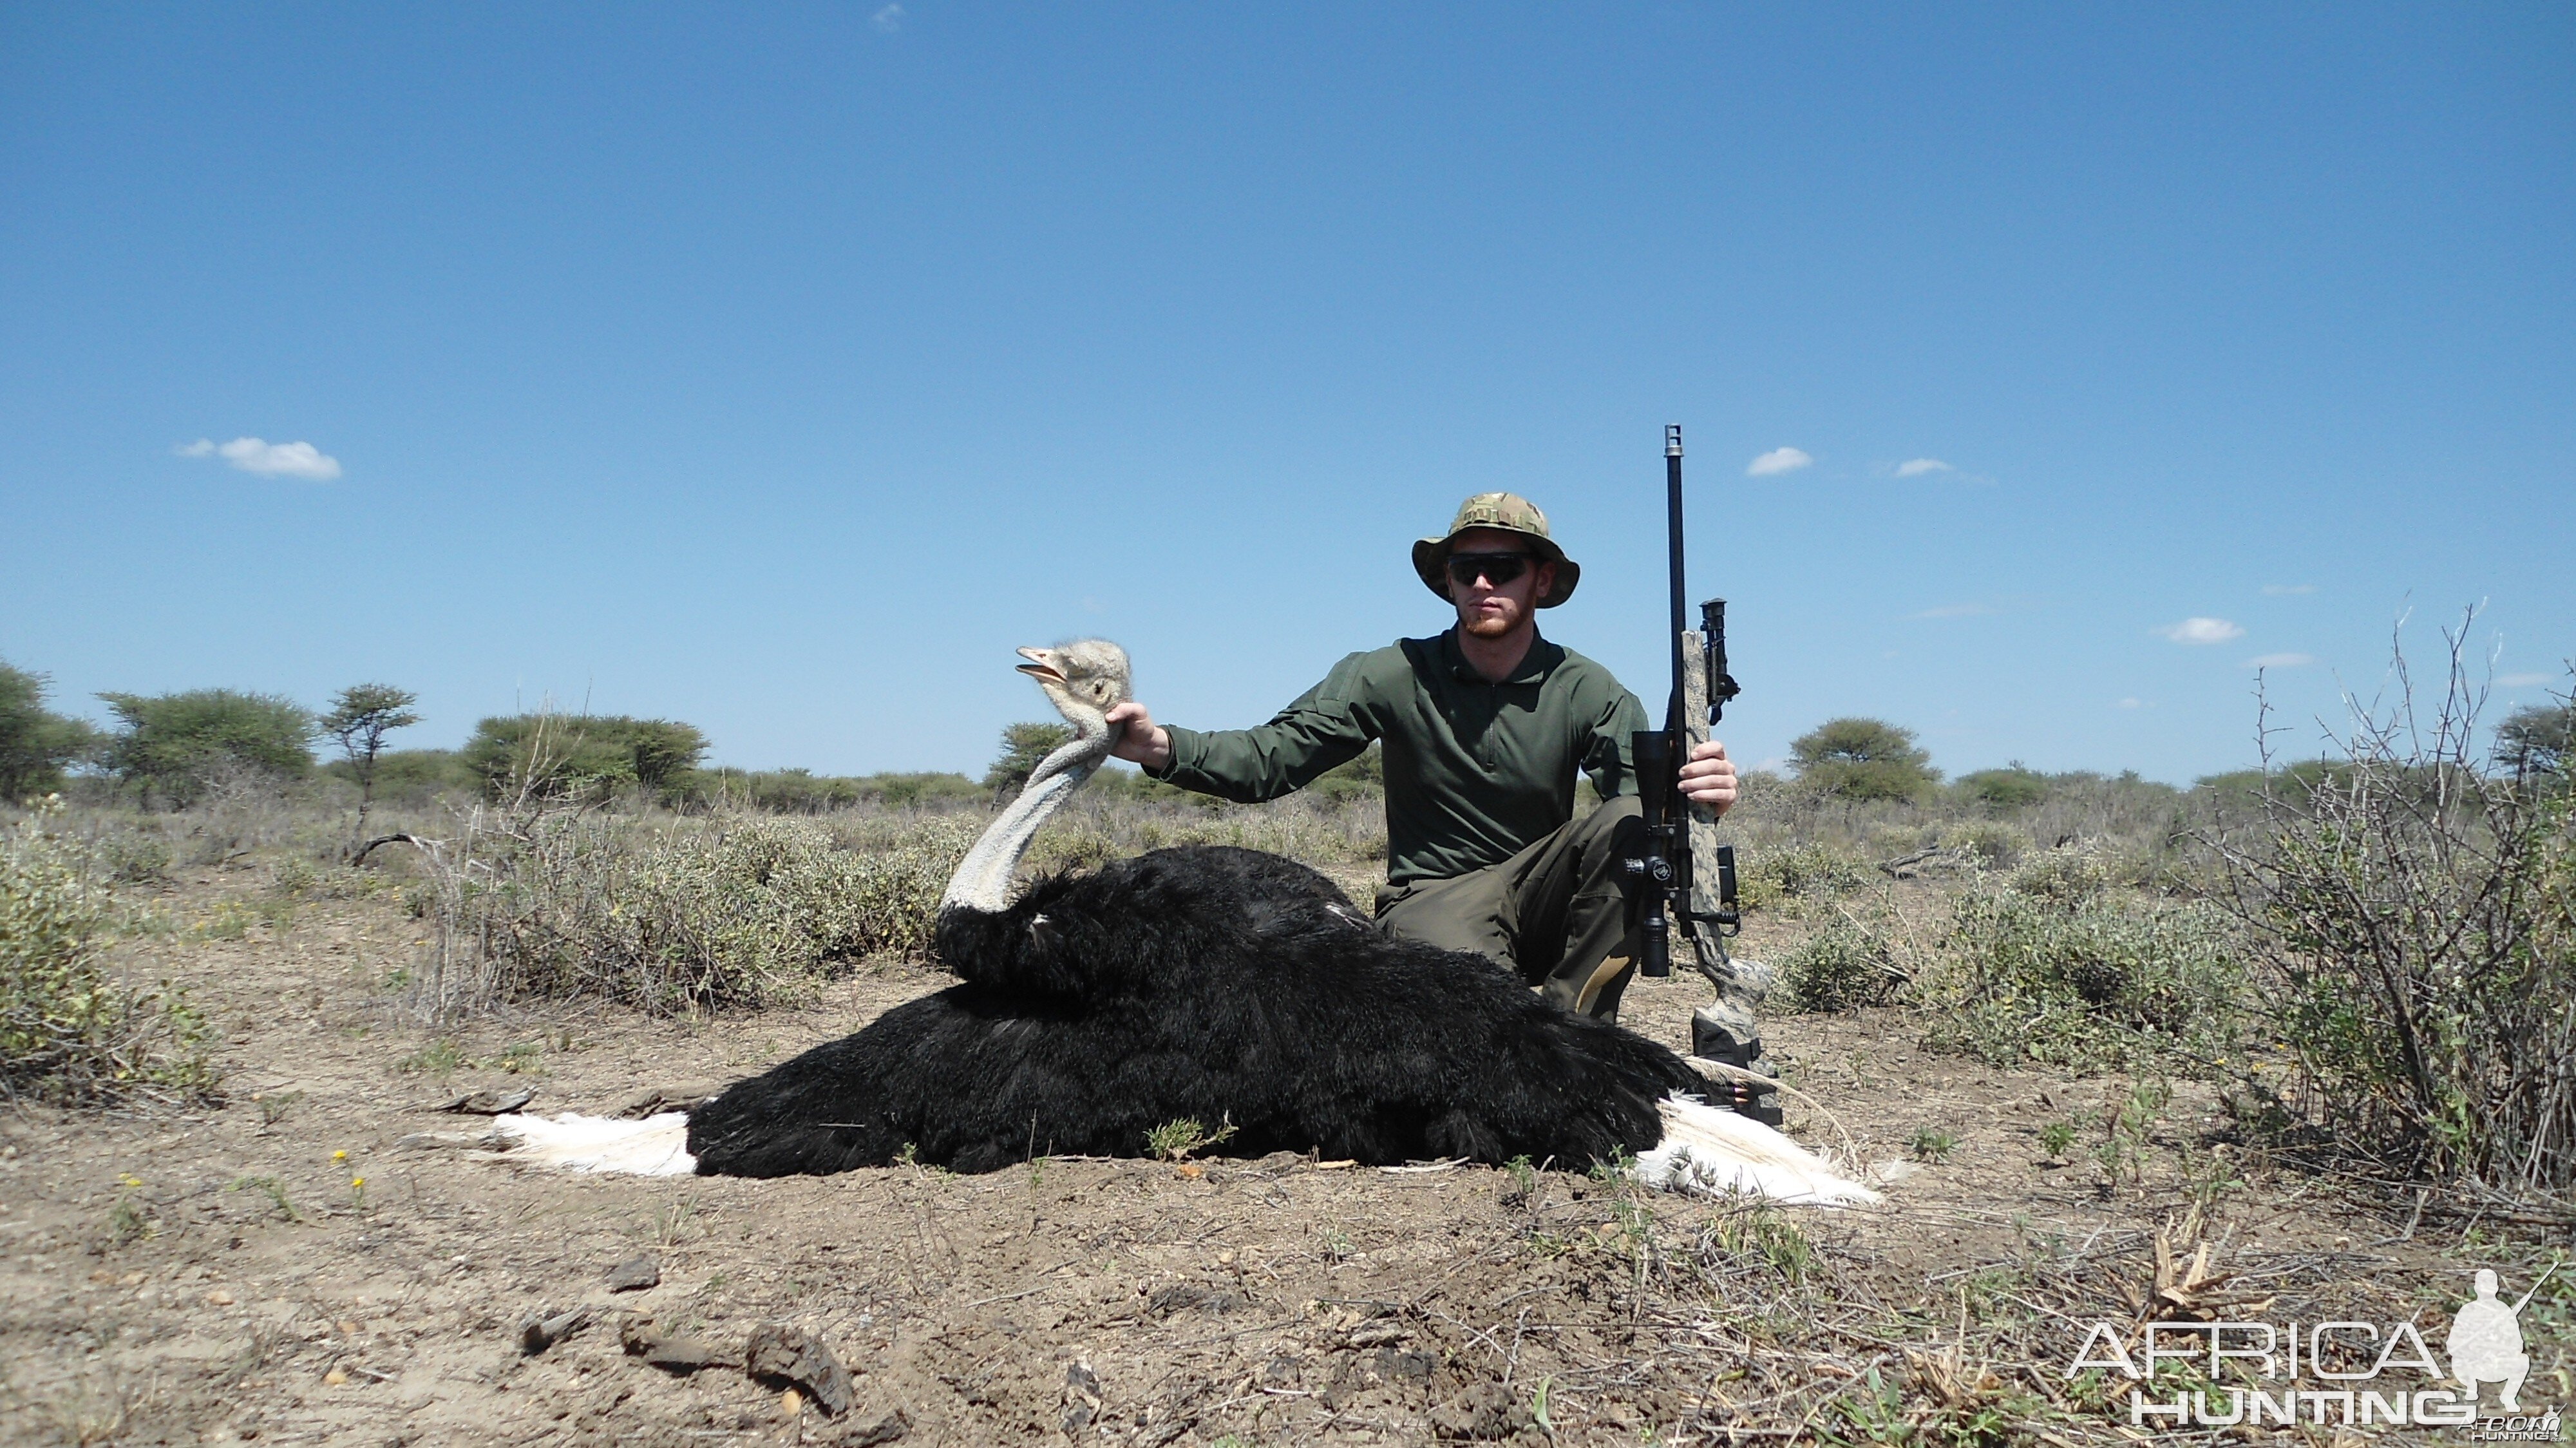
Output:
[1622,425,1780,1123]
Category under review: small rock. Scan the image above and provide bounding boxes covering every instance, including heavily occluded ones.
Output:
[322,1367,348,1386]
[828,1409,911,1446]
[603,1253,661,1291]
[205,1289,235,1307]
[439,1087,536,1115]
[1061,1360,1102,1434]
[743,1322,853,1415]
[1429,1380,1533,1441]
[781,1387,802,1415]
[1346,1321,1408,1349]
[518,1306,589,1356]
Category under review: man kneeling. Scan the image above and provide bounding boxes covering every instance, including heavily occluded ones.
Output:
[1107,492,1736,1022]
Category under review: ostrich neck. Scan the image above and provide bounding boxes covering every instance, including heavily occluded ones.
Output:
[940,711,1121,914]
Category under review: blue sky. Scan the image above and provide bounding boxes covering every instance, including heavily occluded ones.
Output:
[3,4,2568,785]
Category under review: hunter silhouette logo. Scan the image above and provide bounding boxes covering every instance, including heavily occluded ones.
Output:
[2452,1266,2553,1415]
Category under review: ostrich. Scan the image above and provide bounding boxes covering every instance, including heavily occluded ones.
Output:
[494,642,1877,1205]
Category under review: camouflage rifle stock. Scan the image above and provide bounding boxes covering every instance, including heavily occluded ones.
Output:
[1623,425,1781,1123]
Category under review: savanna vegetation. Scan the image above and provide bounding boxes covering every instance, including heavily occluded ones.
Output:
[4,642,2572,1201]
[5,641,2571,1445]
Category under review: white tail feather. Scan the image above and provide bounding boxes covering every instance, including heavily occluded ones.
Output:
[1631,1093,1882,1206]
[487,1111,697,1176]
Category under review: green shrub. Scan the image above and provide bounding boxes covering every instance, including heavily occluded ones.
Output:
[2006,841,2110,906]
[92,830,173,885]
[2213,643,2576,1187]
[460,714,708,801]
[322,748,480,805]
[0,805,213,1101]
[0,661,98,801]
[1915,872,2244,1071]
[1776,911,1908,1011]
[1938,821,2031,868]
[1735,842,1870,914]
[97,689,313,807]
[679,767,984,814]
[446,813,980,1013]
[1954,767,2047,812]
[857,771,987,808]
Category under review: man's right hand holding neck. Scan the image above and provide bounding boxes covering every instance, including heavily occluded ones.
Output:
[1105,701,1172,772]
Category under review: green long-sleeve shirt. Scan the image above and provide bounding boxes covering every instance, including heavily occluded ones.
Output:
[1149,628,1649,886]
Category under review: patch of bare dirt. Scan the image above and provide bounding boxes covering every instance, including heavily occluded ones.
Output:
[1,869,2562,1445]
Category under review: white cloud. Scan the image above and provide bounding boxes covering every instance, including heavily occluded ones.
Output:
[1913,602,1996,619]
[2117,698,2144,709]
[1745,446,1812,477]
[1895,458,1953,477]
[2247,653,2317,669]
[177,436,342,481]
[2497,672,2557,688]
[2156,617,2244,645]
[871,3,904,31]
[2262,583,2317,596]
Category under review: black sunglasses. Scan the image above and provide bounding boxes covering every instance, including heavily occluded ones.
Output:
[1445,552,1534,587]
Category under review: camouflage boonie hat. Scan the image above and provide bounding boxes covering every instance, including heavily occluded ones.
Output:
[1411,492,1580,608]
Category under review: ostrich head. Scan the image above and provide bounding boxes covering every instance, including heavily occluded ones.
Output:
[941,639,1133,913]
[1012,640,1132,769]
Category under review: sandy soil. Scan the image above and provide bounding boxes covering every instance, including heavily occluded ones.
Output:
[2,866,2565,1446]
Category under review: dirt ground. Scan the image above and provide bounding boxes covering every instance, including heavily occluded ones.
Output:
[3,866,2568,1446]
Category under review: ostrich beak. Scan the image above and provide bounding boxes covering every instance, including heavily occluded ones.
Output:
[1014,647,1066,683]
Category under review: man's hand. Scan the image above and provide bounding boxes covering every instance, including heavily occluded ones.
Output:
[1106,701,1173,773]
[1678,738,1738,816]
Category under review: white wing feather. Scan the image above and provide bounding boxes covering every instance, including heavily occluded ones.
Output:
[486,1111,697,1176]
[1631,1092,1880,1206]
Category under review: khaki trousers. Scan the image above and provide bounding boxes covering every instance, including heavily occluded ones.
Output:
[1373,796,1644,1021]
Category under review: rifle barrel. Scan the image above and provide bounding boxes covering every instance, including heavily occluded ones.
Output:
[1664,425,1688,736]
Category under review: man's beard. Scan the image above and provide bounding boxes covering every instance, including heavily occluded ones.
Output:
[1460,604,1522,639]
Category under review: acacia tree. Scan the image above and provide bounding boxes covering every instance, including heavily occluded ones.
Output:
[97,689,314,808]
[0,660,96,801]
[458,714,710,802]
[321,683,421,835]
[1788,717,1939,802]
[985,722,1074,797]
[2493,697,2574,781]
